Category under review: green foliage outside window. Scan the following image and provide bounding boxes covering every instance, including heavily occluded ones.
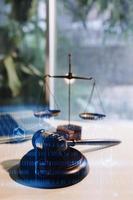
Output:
[0,0,45,104]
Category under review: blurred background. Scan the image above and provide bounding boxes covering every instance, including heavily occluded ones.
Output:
[0,0,133,121]
[0,0,46,110]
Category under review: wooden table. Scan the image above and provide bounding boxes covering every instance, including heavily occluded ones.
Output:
[0,119,132,200]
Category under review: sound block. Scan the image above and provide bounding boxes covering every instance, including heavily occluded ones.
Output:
[18,147,89,189]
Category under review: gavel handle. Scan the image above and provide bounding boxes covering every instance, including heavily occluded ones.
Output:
[67,139,121,146]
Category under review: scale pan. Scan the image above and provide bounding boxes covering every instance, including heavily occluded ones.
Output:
[34,109,60,118]
[79,112,106,120]
[49,109,61,117]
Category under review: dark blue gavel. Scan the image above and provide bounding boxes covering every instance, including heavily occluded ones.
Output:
[32,129,121,152]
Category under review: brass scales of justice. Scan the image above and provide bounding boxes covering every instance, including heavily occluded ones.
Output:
[9,54,121,189]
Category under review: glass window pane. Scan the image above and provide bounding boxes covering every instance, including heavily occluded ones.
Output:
[55,0,133,121]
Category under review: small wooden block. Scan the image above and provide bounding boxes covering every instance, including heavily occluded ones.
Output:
[56,124,82,141]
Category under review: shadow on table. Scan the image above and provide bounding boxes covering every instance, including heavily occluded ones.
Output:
[1,160,21,188]
[1,159,19,171]
[1,159,27,188]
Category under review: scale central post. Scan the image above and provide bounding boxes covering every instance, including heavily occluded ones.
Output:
[57,54,82,141]
[68,54,72,125]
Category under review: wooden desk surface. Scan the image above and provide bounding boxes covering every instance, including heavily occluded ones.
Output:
[0,119,132,200]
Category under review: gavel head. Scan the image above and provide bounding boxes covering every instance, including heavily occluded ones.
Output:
[32,129,68,152]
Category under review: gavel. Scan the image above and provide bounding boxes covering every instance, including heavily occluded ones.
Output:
[18,129,121,188]
[32,129,121,152]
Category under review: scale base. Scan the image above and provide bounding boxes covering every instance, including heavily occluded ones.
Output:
[18,147,89,189]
